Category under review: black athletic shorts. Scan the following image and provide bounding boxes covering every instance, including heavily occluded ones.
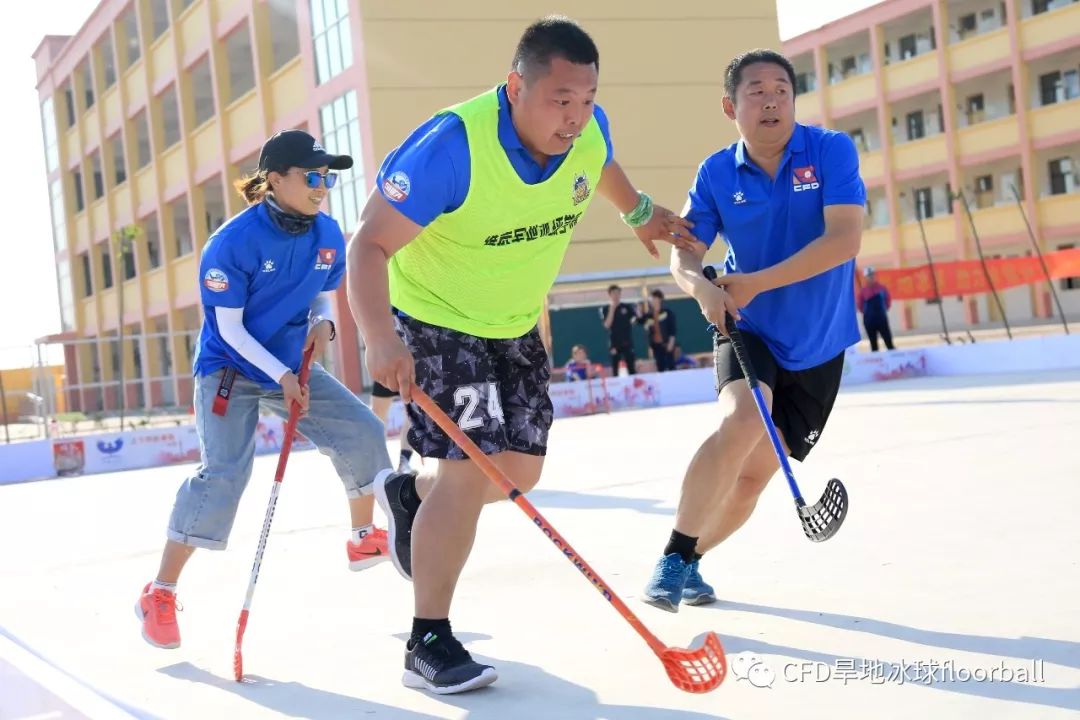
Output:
[371,380,398,398]
[394,314,553,460]
[713,329,845,462]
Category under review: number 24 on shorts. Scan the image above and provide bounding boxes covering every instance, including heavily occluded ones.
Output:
[454,383,505,430]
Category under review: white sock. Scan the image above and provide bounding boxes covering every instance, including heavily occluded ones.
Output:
[352,524,374,543]
[151,580,177,594]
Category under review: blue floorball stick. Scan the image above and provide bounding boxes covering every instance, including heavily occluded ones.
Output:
[702,265,848,542]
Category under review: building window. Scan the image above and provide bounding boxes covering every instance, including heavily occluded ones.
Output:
[270,2,301,71]
[150,0,170,39]
[310,0,353,85]
[914,187,934,219]
[849,128,867,152]
[1065,69,1080,101]
[958,13,977,39]
[90,151,104,199]
[50,179,68,254]
[121,248,137,282]
[841,56,856,76]
[122,238,137,280]
[200,176,227,236]
[99,30,117,89]
[73,167,85,212]
[974,174,994,208]
[109,335,120,376]
[81,59,95,110]
[1032,0,1061,13]
[899,34,918,60]
[319,90,364,233]
[80,252,93,297]
[134,110,151,168]
[144,212,162,269]
[1049,157,1076,195]
[1040,71,1062,106]
[795,72,815,94]
[160,85,181,148]
[966,94,985,125]
[172,196,193,257]
[63,83,76,128]
[100,244,113,289]
[906,110,925,140]
[190,56,215,126]
[122,6,141,68]
[41,98,59,172]
[224,23,256,102]
[111,134,127,185]
[56,259,75,332]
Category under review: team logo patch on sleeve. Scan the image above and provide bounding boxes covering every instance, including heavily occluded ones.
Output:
[572,172,591,205]
[792,166,820,192]
[203,268,229,292]
[315,248,337,271]
[382,171,411,202]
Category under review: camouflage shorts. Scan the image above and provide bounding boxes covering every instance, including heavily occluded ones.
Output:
[394,314,553,460]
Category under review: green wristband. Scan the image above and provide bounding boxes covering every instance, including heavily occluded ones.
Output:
[621,191,654,228]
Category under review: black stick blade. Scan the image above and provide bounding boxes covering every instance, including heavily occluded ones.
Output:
[798,479,847,542]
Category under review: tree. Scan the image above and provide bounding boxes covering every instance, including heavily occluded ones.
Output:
[112,224,142,431]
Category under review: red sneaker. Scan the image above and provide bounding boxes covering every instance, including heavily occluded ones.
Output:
[347,528,390,571]
[136,583,181,649]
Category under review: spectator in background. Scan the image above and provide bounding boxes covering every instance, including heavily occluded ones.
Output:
[600,284,640,375]
[642,289,677,371]
[564,344,594,381]
[858,267,895,351]
[672,345,698,370]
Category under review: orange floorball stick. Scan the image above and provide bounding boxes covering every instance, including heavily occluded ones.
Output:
[409,385,727,693]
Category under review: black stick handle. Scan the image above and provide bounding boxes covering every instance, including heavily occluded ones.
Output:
[702,265,759,389]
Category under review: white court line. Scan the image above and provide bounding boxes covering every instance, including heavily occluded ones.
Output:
[0,630,141,720]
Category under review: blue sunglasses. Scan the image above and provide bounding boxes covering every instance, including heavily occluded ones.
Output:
[296,170,339,189]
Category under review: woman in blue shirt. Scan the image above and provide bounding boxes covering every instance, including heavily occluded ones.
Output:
[136,130,392,650]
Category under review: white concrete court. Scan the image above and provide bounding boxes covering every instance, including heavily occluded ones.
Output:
[1,369,1078,720]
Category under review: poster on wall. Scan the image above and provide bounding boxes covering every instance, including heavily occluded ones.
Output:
[550,374,664,418]
[52,440,86,477]
[841,348,928,385]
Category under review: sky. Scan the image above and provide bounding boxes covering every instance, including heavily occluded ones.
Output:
[0,0,878,368]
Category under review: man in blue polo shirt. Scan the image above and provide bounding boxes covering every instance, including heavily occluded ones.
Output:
[642,49,865,611]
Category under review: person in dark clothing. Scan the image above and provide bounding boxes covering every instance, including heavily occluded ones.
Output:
[642,289,677,372]
[600,284,640,374]
[857,267,895,351]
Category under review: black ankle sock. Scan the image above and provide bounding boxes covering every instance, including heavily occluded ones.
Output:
[409,617,451,647]
[398,472,421,514]
[664,530,699,564]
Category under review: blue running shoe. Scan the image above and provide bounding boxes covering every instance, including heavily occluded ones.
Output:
[681,560,716,606]
[642,553,691,613]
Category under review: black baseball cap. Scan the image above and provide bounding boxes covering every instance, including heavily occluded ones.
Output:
[258,129,353,172]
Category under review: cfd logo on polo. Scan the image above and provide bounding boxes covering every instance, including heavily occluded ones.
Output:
[792,165,820,192]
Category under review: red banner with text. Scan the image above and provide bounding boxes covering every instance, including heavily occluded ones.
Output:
[862,247,1080,301]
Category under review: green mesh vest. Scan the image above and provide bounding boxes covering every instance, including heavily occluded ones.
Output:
[388,88,607,338]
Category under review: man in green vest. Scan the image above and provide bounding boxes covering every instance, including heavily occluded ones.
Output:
[347,15,694,695]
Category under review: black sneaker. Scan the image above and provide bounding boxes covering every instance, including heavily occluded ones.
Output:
[373,469,419,581]
[402,631,497,694]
